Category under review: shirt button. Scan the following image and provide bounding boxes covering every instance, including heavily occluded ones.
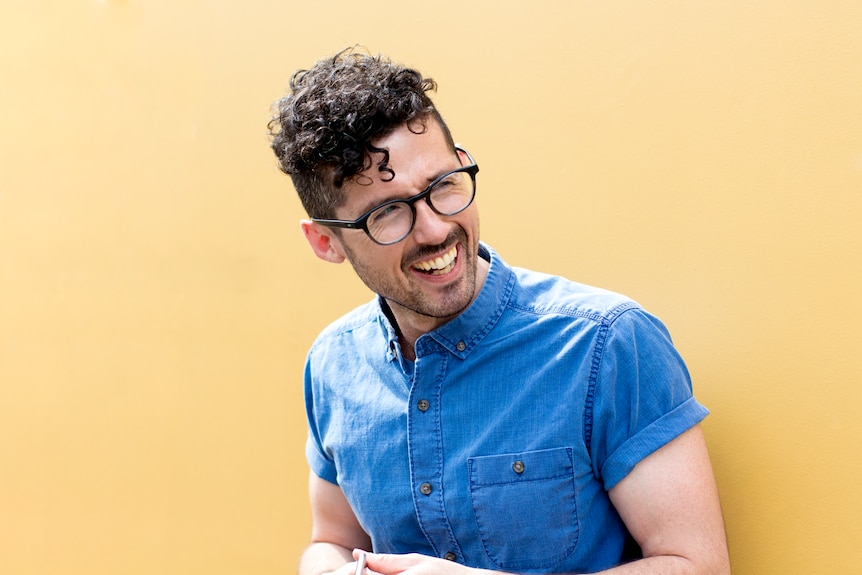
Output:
[443,552,457,561]
[512,460,525,474]
[417,399,430,412]
[420,482,433,495]
[456,341,466,352]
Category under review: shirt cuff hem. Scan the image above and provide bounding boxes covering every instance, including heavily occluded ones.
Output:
[600,397,709,490]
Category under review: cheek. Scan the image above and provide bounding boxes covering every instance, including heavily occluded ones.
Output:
[457,210,480,237]
[346,244,406,276]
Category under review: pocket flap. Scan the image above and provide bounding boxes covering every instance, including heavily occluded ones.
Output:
[469,446,574,486]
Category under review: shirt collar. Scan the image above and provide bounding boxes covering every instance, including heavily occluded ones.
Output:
[378,243,514,361]
[422,242,514,359]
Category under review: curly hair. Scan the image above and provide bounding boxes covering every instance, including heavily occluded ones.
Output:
[268,47,455,219]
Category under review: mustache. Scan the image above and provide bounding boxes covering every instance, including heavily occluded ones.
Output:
[404,230,464,263]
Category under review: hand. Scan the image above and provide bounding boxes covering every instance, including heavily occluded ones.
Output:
[322,554,369,575]
[356,551,478,575]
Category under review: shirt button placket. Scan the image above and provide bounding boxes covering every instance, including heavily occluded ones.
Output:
[415,393,434,517]
[407,351,462,561]
[416,402,432,497]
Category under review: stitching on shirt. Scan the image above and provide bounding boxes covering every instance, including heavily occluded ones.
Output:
[307,300,382,354]
[469,471,574,487]
[467,448,579,569]
[408,351,465,560]
[583,302,642,458]
[505,301,610,323]
[432,352,465,559]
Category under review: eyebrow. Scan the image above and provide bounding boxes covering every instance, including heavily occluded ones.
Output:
[352,164,458,217]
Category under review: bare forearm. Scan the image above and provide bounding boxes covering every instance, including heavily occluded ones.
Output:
[362,551,728,575]
[299,541,355,575]
[594,555,727,575]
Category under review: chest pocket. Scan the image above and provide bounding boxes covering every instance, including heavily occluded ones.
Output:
[467,447,579,570]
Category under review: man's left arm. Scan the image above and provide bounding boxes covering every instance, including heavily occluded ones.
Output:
[601,424,730,574]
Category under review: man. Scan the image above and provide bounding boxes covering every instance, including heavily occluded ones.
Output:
[269,48,730,575]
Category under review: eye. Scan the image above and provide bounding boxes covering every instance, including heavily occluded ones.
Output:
[369,202,407,224]
[431,171,471,199]
[431,174,459,195]
[435,173,459,188]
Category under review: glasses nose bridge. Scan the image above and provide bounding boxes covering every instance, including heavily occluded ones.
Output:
[400,185,440,223]
[411,183,446,218]
[408,189,450,241]
[371,165,476,245]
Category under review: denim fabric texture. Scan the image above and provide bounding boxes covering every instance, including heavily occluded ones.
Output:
[304,243,708,573]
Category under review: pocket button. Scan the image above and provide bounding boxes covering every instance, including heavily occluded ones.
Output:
[512,460,525,474]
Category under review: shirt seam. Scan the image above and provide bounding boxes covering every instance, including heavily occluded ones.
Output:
[583,302,643,455]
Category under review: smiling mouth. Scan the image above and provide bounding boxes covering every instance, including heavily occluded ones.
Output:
[412,245,458,275]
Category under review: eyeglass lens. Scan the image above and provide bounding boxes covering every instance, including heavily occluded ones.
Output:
[366,170,475,244]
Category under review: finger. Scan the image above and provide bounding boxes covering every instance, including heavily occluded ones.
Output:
[363,552,424,575]
[352,549,369,561]
[353,550,367,575]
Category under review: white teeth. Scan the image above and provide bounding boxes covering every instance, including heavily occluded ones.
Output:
[413,246,457,273]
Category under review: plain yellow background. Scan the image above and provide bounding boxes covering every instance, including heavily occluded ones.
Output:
[1,1,860,574]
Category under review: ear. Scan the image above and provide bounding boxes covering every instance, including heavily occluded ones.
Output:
[300,219,346,264]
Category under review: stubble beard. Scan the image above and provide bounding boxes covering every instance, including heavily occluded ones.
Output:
[344,229,478,321]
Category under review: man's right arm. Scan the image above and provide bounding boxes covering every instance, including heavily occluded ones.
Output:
[299,471,373,575]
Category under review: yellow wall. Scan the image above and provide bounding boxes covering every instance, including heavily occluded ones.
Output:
[1,1,860,573]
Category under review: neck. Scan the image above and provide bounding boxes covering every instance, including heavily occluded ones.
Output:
[385,256,490,361]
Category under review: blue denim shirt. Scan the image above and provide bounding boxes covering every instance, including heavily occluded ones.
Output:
[304,243,708,573]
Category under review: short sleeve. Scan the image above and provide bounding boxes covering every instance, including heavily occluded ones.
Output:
[306,434,338,484]
[589,307,708,490]
[304,352,339,485]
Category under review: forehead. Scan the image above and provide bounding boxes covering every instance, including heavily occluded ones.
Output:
[339,121,456,212]
[373,119,454,177]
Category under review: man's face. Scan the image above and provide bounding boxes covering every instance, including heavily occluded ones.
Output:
[312,120,482,332]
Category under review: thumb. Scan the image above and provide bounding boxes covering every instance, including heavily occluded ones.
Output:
[362,551,424,575]
[352,549,369,562]
[351,549,369,575]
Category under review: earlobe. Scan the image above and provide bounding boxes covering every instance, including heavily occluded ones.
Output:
[300,220,346,264]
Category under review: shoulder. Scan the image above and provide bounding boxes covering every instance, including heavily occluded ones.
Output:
[507,265,642,325]
[309,298,384,353]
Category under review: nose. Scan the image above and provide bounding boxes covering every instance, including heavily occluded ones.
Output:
[410,199,451,245]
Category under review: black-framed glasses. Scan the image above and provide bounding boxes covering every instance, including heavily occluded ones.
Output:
[312,147,479,246]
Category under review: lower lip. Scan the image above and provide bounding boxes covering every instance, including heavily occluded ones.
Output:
[412,245,460,280]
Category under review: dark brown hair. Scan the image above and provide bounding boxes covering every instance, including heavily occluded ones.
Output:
[268,47,454,218]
